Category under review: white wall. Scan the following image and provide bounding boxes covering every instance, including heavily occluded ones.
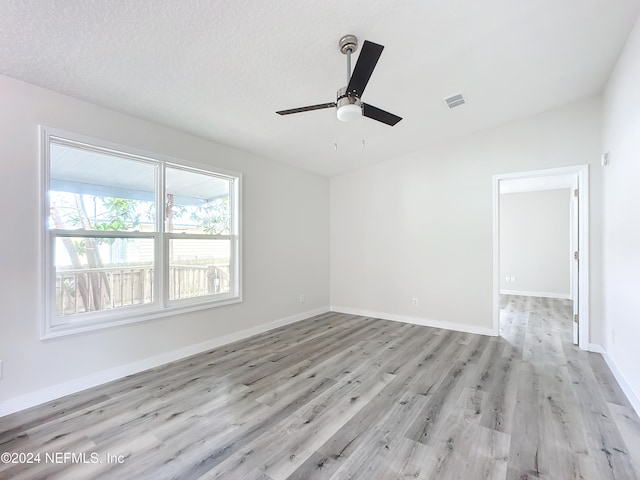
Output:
[331,97,603,338]
[602,16,640,411]
[0,75,329,408]
[500,189,571,297]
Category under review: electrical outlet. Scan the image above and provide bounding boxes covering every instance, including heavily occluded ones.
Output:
[511,276,516,283]
[299,294,305,304]
[505,276,510,283]
[412,298,418,307]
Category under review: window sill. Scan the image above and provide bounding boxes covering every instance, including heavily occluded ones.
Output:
[41,295,242,340]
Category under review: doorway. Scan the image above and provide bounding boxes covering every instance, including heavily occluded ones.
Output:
[492,165,589,348]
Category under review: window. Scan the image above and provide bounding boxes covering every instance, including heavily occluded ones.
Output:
[42,128,241,337]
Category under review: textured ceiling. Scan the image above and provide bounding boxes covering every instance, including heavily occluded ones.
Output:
[1,0,639,176]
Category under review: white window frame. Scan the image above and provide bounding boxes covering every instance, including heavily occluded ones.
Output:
[40,126,242,339]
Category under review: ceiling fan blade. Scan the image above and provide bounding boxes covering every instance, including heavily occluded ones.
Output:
[363,103,402,126]
[346,40,384,98]
[276,102,336,115]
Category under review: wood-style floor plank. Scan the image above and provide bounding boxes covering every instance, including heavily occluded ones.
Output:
[1,297,639,480]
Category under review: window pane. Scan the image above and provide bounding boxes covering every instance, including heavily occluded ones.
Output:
[49,142,156,232]
[169,238,231,300]
[54,236,154,317]
[165,167,230,235]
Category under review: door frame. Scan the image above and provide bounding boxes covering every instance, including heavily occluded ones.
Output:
[492,165,589,349]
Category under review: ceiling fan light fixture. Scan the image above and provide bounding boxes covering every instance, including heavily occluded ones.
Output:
[337,103,362,122]
[336,86,362,122]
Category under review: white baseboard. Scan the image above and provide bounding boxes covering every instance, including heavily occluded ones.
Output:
[500,289,571,300]
[330,306,495,336]
[0,306,329,418]
[582,343,640,416]
[600,348,640,417]
[584,342,605,354]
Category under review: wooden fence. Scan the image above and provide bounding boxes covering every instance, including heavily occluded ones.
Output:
[55,264,229,315]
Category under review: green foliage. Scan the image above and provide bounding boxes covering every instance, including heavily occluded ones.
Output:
[188,197,230,235]
[94,197,142,231]
[62,192,228,261]
[72,240,87,256]
[72,196,143,253]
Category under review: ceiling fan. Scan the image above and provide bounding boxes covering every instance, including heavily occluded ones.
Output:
[276,34,402,126]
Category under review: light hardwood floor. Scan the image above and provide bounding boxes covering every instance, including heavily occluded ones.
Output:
[1,296,639,479]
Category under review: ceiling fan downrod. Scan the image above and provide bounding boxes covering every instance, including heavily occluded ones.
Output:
[337,34,361,122]
[339,34,358,84]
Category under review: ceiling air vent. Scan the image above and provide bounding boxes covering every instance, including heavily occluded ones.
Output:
[444,93,465,109]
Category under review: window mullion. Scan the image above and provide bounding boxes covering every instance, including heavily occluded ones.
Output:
[165,233,231,241]
[156,163,166,310]
[51,230,154,239]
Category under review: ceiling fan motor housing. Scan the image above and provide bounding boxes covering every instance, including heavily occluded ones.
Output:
[336,86,362,121]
